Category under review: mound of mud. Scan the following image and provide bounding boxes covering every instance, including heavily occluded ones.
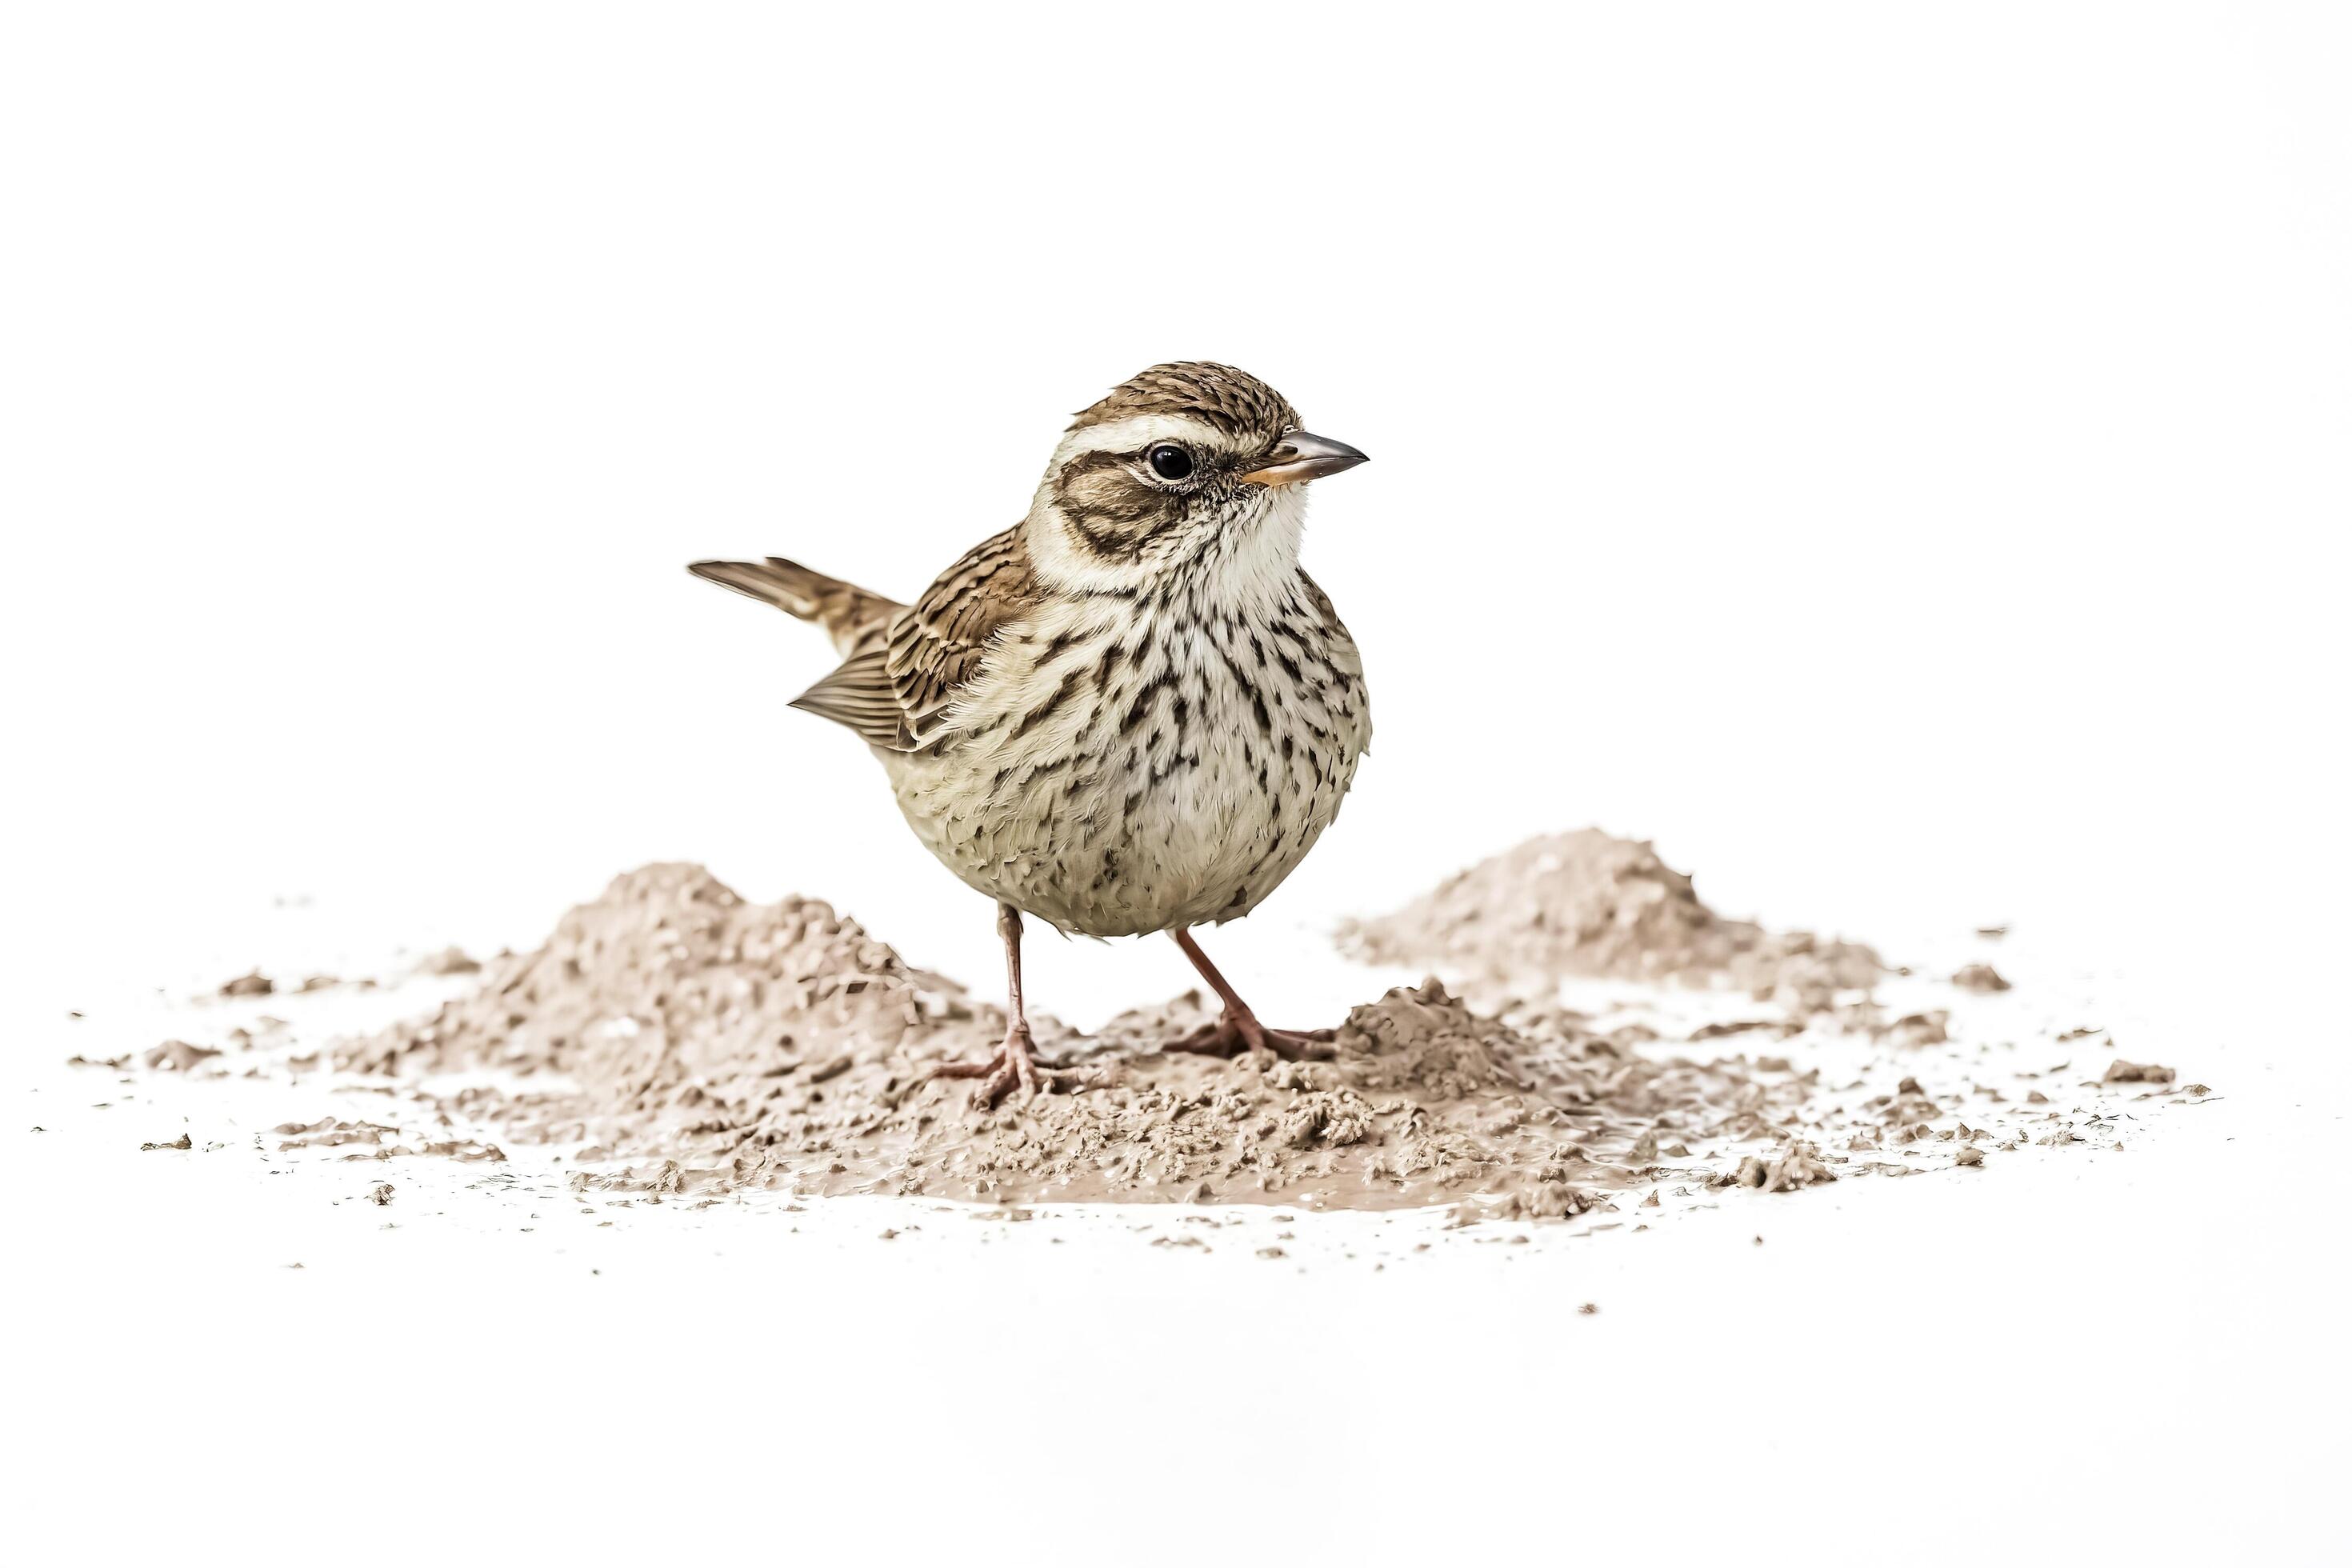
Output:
[342,864,1836,1209]
[1342,829,1882,1010]
[131,836,2199,1218]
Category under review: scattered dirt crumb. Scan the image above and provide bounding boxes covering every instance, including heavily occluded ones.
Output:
[141,1134,192,1151]
[1712,1142,1835,1193]
[1951,962,2011,993]
[1887,1012,1950,1048]
[2103,1060,2175,1085]
[143,1040,220,1073]
[218,970,274,998]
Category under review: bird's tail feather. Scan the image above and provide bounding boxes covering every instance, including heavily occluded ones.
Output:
[687,558,902,658]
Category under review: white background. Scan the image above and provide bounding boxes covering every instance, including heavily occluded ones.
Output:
[3,4,2347,1562]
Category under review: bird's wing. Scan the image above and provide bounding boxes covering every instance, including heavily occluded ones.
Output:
[884,526,1042,747]
[787,526,1040,752]
[789,649,914,748]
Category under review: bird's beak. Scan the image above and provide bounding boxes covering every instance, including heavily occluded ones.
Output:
[1241,430,1370,487]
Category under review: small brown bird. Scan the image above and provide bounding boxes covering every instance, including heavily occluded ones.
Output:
[691,362,1371,1103]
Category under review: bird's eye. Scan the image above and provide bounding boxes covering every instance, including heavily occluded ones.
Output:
[1147,444,1194,482]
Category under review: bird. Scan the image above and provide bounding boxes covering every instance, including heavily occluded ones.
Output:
[690,362,1372,1105]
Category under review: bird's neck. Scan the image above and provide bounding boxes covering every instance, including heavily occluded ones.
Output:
[1021,486,1309,616]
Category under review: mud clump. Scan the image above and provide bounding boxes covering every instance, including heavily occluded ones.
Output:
[1340,830,1882,1011]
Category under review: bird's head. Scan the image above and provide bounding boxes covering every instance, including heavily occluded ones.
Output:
[1023,362,1367,598]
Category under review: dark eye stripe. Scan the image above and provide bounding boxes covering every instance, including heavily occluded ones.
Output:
[1054,448,1187,560]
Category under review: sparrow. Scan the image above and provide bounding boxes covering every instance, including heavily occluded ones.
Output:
[690,362,1372,1105]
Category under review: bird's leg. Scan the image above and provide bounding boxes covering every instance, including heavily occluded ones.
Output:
[1162,928,1336,1061]
[925,902,1081,1106]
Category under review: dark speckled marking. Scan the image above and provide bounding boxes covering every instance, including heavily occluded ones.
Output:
[1122,670,1174,735]
[1009,666,1082,743]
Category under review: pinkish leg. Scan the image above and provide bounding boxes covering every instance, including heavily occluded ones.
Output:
[925,902,1086,1106]
[1162,928,1335,1061]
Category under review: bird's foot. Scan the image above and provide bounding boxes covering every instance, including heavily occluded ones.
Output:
[924,1024,1088,1109]
[1164,1007,1336,1062]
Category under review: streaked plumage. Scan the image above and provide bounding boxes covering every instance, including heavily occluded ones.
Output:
[693,362,1372,1102]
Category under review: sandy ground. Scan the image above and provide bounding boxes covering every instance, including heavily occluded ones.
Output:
[7,871,2343,1563]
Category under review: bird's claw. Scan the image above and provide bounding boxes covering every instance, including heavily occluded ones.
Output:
[1164,1010,1336,1062]
[924,1026,1091,1108]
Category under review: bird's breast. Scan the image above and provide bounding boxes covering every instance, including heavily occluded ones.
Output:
[881,581,1370,936]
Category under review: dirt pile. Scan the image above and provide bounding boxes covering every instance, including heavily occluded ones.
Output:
[1341,830,1882,1011]
[336,864,1842,1209]
[130,835,2206,1219]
